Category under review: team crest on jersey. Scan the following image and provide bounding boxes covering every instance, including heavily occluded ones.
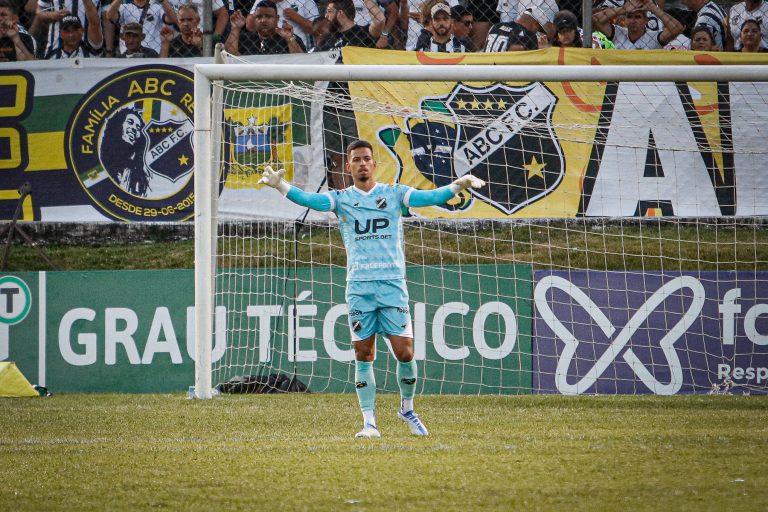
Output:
[64,65,197,221]
[378,82,565,215]
[376,197,387,209]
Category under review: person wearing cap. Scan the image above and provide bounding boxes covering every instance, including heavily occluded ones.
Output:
[414,1,471,51]
[117,21,159,56]
[45,7,103,58]
[225,0,305,55]
[106,0,177,56]
[550,9,583,47]
[592,0,683,49]
[0,0,35,60]
[450,5,474,47]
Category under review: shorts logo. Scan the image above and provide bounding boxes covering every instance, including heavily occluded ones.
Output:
[349,308,363,318]
[378,82,565,215]
[64,65,197,221]
[397,306,409,314]
[352,320,363,332]
[376,197,387,209]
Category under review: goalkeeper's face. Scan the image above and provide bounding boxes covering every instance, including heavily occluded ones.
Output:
[347,147,376,185]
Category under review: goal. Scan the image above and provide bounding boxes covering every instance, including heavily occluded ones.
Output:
[193,62,768,399]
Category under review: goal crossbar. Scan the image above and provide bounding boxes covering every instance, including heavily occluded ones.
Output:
[194,63,768,83]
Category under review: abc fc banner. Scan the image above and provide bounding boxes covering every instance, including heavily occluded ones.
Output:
[344,47,768,219]
[2,50,768,222]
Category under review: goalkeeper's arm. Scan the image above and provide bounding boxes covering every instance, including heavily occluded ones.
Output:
[258,166,333,212]
[407,175,486,207]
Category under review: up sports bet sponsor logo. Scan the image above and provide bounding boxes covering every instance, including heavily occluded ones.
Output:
[64,65,197,221]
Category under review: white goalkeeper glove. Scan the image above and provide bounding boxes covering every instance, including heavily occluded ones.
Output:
[450,174,485,194]
[258,166,291,196]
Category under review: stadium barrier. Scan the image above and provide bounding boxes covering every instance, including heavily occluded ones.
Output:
[2,269,765,394]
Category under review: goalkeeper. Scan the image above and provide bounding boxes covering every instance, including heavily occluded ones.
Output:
[259,139,484,438]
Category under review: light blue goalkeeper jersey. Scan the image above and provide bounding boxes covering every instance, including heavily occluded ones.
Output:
[285,182,456,282]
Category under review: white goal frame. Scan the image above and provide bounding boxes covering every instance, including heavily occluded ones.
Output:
[193,63,768,399]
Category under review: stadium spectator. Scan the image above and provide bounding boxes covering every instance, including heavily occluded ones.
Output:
[682,0,728,49]
[116,21,159,56]
[45,12,102,57]
[593,0,663,32]
[402,0,457,50]
[105,0,177,56]
[225,1,305,55]
[689,23,717,50]
[737,18,767,51]
[592,0,683,49]
[483,0,557,51]
[246,0,318,50]
[414,1,472,51]
[309,15,331,49]
[9,0,36,29]
[450,5,475,47]
[36,0,92,57]
[257,141,485,439]
[371,0,399,48]
[159,3,201,56]
[357,0,388,46]
[469,0,499,50]
[0,0,35,60]
[321,0,379,189]
[174,0,228,43]
[550,9,583,47]
[729,0,768,50]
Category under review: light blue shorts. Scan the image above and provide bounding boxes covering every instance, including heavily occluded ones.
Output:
[346,279,413,341]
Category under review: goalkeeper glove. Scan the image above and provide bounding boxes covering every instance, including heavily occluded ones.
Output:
[450,174,485,194]
[258,166,291,196]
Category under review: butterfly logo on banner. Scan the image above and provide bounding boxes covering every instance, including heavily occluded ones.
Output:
[534,275,707,395]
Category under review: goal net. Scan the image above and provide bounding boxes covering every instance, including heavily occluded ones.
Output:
[194,60,768,398]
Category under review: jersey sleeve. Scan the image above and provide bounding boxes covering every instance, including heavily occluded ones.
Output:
[286,186,334,212]
[404,185,455,207]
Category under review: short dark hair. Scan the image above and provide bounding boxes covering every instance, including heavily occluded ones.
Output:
[254,0,277,13]
[346,139,373,157]
[329,0,355,20]
[741,18,761,32]
[691,24,714,42]
[450,5,468,20]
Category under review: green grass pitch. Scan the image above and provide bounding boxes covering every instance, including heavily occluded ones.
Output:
[2,393,767,511]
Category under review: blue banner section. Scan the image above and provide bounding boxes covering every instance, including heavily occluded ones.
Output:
[532,271,768,395]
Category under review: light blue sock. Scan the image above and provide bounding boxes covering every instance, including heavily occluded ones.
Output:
[355,361,376,423]
[397,359,417,410]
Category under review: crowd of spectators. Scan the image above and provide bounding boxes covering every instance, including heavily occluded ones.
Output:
[0,0,766,61]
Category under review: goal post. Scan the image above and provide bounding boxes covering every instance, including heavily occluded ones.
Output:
[194,62,768,399]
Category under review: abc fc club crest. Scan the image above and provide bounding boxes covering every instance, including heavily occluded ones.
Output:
[380,82,565,215]
[65,65,196,221]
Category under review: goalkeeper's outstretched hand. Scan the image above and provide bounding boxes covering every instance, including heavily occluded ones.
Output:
[258,166,291,196]
[452,174,486,191]
[258,166,286,188]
